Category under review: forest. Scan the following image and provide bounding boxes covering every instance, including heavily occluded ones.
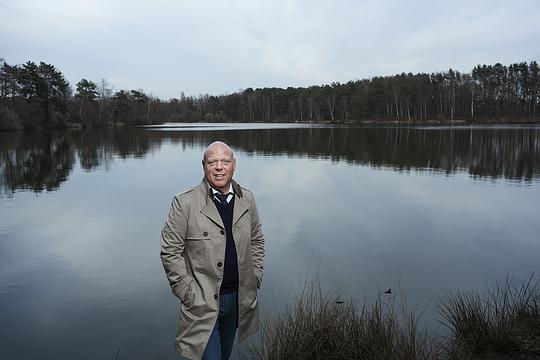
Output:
[0,58,539,130]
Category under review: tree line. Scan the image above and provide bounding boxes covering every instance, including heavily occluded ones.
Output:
[1,58,539,130]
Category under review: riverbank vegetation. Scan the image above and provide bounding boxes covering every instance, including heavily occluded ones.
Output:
[244,276,540,359]
[1,58,539,130]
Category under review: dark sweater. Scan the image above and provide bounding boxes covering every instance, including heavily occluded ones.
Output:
[214,196,239,294]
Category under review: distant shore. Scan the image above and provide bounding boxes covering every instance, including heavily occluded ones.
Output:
[3,116,540,132]
[1,59,539,131]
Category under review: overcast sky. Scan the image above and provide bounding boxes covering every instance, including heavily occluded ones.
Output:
[1,0,539,99]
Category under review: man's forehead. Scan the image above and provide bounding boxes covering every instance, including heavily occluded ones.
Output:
[206,153,233,160]
[205,143,234,159]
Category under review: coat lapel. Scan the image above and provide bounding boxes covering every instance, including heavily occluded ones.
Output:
[198,180,225,228]
[233,195,249,226]
[232,179,249,226]
[201,201,224,228]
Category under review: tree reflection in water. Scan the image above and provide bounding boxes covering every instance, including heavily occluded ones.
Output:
[1,125,539,195]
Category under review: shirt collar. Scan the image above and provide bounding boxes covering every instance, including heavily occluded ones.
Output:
[210,183,234,196]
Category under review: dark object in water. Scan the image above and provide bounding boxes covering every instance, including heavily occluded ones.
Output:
[384,289,392,294]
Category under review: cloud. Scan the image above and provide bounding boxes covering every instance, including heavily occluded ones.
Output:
[1,0,539,98]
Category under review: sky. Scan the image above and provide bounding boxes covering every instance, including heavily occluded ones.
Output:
[1,0,539,100]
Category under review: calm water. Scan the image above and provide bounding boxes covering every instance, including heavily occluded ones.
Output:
[1,124,539,359]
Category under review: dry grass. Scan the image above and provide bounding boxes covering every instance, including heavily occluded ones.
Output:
[243,275,540,360]
[439,275,540,359]
[244,278,439,360]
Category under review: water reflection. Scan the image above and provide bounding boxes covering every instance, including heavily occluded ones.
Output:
[1,125,539,195]
[1,124,539,360]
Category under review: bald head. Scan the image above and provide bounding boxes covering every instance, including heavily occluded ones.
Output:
[202,141,237,193]
[203,141,234,163]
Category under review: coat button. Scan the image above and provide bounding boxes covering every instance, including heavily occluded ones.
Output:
[217,262,222,267]
[203,231,208,236]
[220,230,225,235]
[214,294,218,299]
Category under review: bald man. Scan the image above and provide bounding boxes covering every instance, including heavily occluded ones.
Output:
[161,141,265,360]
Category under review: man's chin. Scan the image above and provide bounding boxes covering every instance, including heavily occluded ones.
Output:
[211,180,229,191]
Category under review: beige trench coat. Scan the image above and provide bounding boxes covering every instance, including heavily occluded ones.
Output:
[160,179,265,360]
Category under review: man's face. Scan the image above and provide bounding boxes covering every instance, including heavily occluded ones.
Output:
[203,144,236,193]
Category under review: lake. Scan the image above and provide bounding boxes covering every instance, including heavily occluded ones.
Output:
[1,123,539,359]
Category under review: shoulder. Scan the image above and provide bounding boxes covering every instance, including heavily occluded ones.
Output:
[174,187,196,200]
[235,182,256,203]
[172,183,205,205]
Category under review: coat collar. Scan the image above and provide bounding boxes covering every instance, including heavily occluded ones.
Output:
[199,178,248,228]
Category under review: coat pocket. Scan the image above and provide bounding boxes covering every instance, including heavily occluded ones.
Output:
[185,237,210,241]
[175,277,195,307]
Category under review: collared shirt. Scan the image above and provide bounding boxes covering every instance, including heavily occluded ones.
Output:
[210,184,234,204]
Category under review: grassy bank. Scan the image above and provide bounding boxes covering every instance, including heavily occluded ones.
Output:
[244,276,540,360]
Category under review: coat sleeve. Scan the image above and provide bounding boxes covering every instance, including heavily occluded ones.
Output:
[160,195,194,304]
[250,195,265,289]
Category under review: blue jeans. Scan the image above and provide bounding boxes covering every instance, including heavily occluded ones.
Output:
[202,291,238,360]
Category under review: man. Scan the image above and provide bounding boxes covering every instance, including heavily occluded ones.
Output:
[160,141,265,360]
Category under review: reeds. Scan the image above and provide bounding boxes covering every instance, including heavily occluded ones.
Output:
[440,274,540,359]
[243,275,540,360]
[244,278,439,360]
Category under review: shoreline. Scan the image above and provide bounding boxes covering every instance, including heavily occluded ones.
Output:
[2,118,540,132]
